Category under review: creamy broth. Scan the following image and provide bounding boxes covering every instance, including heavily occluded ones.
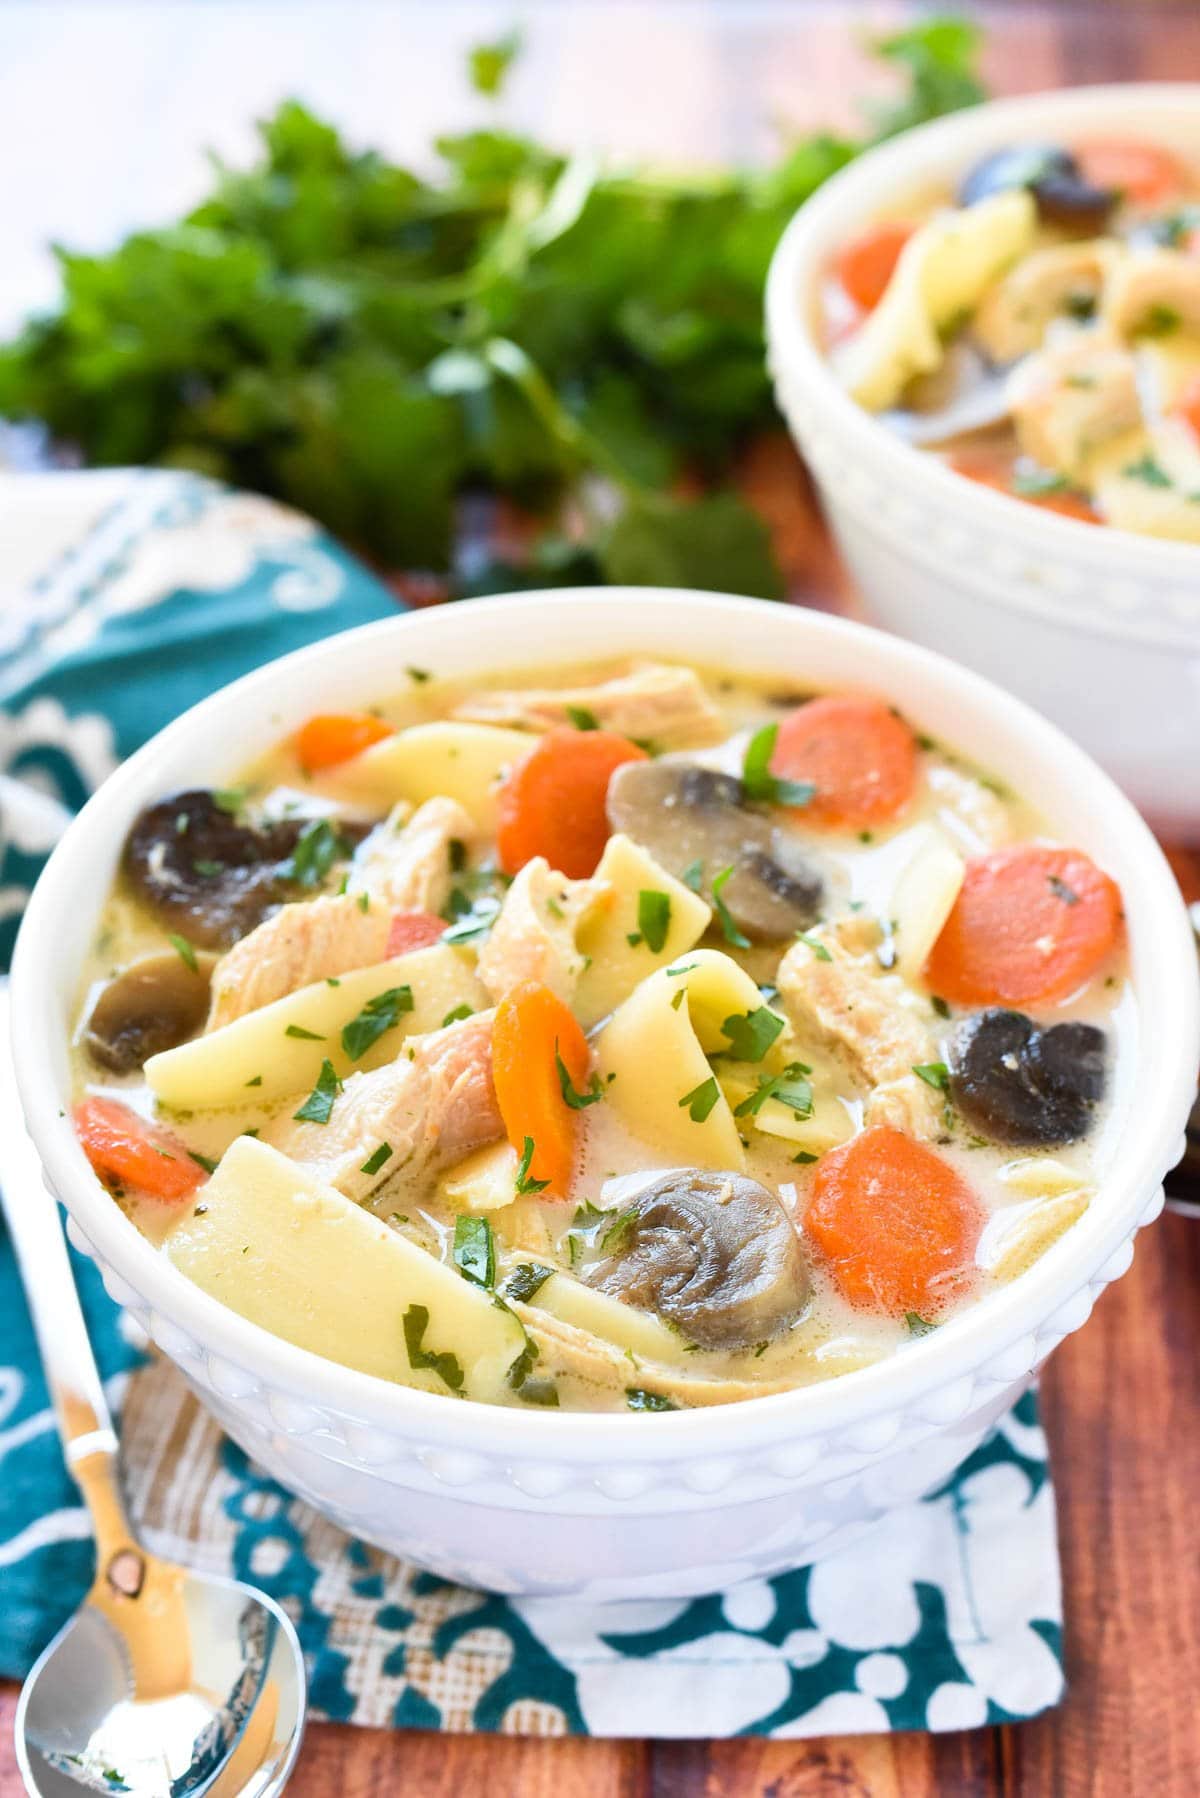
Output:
[70,658,1131,1411]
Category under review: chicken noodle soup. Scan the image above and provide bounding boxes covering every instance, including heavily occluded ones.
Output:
[823,134,1200,538]
[70,658,1132,1411]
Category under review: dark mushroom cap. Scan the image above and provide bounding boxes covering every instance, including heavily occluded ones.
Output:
[949,1008,1108,1146]
[122,791,364,950]
[589,1169,810,1350]
[957,143,1116,231]
[606,760,823,941]
[82,951,213,1073]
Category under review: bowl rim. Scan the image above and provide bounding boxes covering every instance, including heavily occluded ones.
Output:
[12,589,1199,1462]
[765,81,1200,591]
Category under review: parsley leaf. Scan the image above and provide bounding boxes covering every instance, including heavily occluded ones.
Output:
[340,985,414,1060]
[681,859,704,893]
[402,1303,464,1392]
[442,1002,475,1026]
[167,932,198,972]
[284,817,350,889]
[913,1060,951,1091]
[742,721,816,807]
[710,865,750,949]
[284,1023,325,1041]
[453,1214,495,1288]
[504,1262,555,1302]
[905,1311,939,1336]
[1122,454,1172,489]
[679,1076,721,1122]
[796,931,832,962]
[293,1058,342,1124]
[626,1387,679,1412]
[566,704,599,731]
[720,1005,784,1062]
[637,888,671,953]
[469,27,522,97]
[734,1062,813,1119]
[360,1142,393,1177]
[515,1136,550,1195]
[556,1046,604,1110]
[441,894,502,944]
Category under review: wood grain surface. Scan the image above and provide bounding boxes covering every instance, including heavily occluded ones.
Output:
[3,2,1200,1793]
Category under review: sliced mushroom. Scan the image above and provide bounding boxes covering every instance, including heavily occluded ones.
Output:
[123,791,363,950]
[82,950,214,1073]
[588,1169,810,1351]
[949,1008,1108,1145]
[958,144,1116,232]
[606,761,823,941]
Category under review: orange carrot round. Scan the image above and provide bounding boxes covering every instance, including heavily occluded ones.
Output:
[1171,372,1200,443]
[833,220,916,312]
[1075,138,1184,205]
[491,981,592,1197]
[75,1097,206,1202]
[386,910,447,957]
[771,694,917,830]
[925,845,1123,1007]
[496,728,648,880]
[806,1126,982,1317]
[295,712,393,773]
[949,456,1099,524]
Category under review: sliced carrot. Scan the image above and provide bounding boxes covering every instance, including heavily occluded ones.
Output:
[491,981,592,1196]
[806,1126,983,1317]
[1170,372,1200,443]
[1075,139,1184,205]
[386,909,447,957]
[496,728,648,880]
[295,712,393,773]
[833,220,916,312]
[75,1096,205,1202]
[949,458,1099,524]
[770,694,917,830]
[925,845,1123,1007]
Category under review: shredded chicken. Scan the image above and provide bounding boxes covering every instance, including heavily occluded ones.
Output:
[1007,334,1141,482]
[476,857,605,1004]
[926,764,1012,853]
[451,661,724,748]
[205,797,478,1027]
[263,1012,501,1206]
[1103,247,1200,341]
[348,796,478,914]
[972,240,1116,364]
[776,933,942,1139]
[206,893,391,1030]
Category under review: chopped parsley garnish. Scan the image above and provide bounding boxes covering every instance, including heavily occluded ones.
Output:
[666,962,698,977]
[293,1058,342,1124]
[1122,453,1172,489]
[213,787,247,815]
[626,1388,679,1412]
[1047,874,1080,906]
[441,894,502,943]
[192,858,223,877]
[734,1062,813,1120]
[679,1076,721,1122]
[448,836,468,873]
[442,1002,475,1026]
[515,1376,560,1406]
[504,1262,555,1302]
[566,704,599,730]
[681,858,704,893]
[931,995,951,1019]
[792,1149,819,1165]
[913,1061,951,1091]
[720,1005,784,1062]
[188,1150,218,1174]
[796,931,832,962]
[284,1023,325,1041]
[406,665,432,683]
[1136,303,1181,338]
[905,1312,939,1337]
[360,1142,394,1176]
[167,932,198,972]
[598,1207,637,1254]
[1011,467,1069,498]
[515,1135,550,1195]
[453,1214,495,1288]
[340,985,414,1060]
[357,891,370,913]
[245,1073,263,1087]
[637,888,671,953]
[670,987,687,1010]
[556,1045,604,1110]
[402,1303,464,1392]
[711,865,750,949]
[285,817,350,889]
[741,721,815,807]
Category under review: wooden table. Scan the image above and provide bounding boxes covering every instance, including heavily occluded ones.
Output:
[3,2,1200,1792]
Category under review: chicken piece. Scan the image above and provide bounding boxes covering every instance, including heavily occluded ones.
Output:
[927,764,1013,853]
[452,662,724,749]
[776,933,942,1139]
[1007,334,1141,482]
[1103,247,1200,341]
[206,893,391,1030]
[971,240,1117,364]
[348,796,478,915]
[476,857,605,1004]
[263,1011,501,1207]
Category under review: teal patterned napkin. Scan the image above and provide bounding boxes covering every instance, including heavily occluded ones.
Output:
[0,470,1066,1735]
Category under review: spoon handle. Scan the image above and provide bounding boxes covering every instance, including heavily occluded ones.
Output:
[0,983,140,1580]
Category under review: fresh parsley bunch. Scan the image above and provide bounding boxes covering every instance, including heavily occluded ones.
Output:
[0,20,983,597]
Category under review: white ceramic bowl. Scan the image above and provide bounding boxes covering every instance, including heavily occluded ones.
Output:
[12,592,1199,1599]
[766,84,1200,838]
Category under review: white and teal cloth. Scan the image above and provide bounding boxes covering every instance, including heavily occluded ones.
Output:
[0,470,1067,1735]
